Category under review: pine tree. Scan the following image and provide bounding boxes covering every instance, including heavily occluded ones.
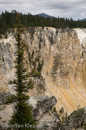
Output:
[8,14,36,130]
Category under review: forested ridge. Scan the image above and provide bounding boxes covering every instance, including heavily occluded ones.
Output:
[0,10,86,34]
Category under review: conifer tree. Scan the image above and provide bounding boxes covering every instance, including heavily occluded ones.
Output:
[8,14,36,130]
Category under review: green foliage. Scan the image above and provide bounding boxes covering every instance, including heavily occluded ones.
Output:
[1,10,86,35]
[2,9,86,35]
[56,29,58,34]
[8,101,36,130]
[8,14,36,130]
[37,62,41,72]
[65,112,68,121]
[37,61,43,72]
[52,107,57,113]
[59,107,64,115]
[83,123,86,130]
[39,42,41,49]
[50,32,54,45]
[5,95,17,104]
[4,32,7,39]
[0,34,2,38]
[27,80,34,89]
[52,107,68,123]
[2,57,4,62]
[74,107,83,117]
[39,31,42,42]
[32,50,34,59]
[56,107,68,123]
[61,112,68,123]
[30,69,41,78]
[8,79,16,84]
[29,27,35,39]
[28,52,31,65]
[35,56,39,63]
[32,61,36,68]
[35,57,38,62]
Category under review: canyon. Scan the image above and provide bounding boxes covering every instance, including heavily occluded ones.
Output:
[0,27,86,116]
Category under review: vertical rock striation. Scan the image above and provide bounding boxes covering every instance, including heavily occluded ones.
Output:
[0,27,86,114]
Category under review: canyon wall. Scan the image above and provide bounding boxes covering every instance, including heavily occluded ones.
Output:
[0,27,86,114]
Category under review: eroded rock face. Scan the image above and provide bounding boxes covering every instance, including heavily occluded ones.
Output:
[63,107,86,130]
[0,27,86,114]
[0,92,12,104]
[29,95,57,120]
[0,35,16,93]
[0,94,62,130]
[28,95,63,130]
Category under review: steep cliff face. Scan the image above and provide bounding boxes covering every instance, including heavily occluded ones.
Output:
[0,27,86,114]
[0,34,16,93]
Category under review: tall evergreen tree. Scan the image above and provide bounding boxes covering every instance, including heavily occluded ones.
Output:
[8,14,36,130]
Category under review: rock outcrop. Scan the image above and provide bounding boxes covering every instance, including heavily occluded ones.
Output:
[0,27,86,115]
[0,93,63,130]
[63,107,86,130]
[28,95,63,130]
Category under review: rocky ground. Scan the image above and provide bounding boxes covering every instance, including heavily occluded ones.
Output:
[0,92,86,130]
[0,27,86,129]
[0,27,86,115]
[0,92,63,130]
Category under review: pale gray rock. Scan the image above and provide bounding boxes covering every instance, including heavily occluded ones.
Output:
[28,95,63,130]
[0,93,63,130]
[0,28,86,115]
[28,95,57,120]
[63,107,86,130]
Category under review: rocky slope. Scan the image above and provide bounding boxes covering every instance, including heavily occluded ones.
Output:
[0,27,86,115]
[63,106,86,129]
[0,93,62,130]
